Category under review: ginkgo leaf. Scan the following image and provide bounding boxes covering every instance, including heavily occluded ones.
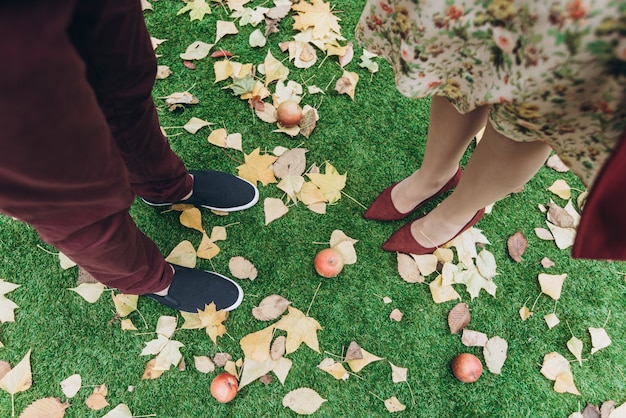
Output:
[589,327,612,354]
[411,254,438,276]
[121,319,137,331]
[179,207,204,233]
[263,50,289,85]
[333,240,357,266]
[180,41,214,60]
[101,403,133,418]
[249,28,267,47]
[433,248,454,264]
[215,20,239,43]
[85,385,109,411]
[306,162,346,203]
[69,282,105,304]
[389,309,403,322]
[282,387,327,415]
[198,303,229,344]
[318,358,349,380]
[240,325,275,362]
[519,305,533,321]
[567,336,584,366]
[389,362,408,383]
[548,179,571,200]
[177,0,212,21]
[544,313,560,329]
[476,249,497,279]
[554,371,581,395]
[538,273,567,300]
[214,60,233,83]
[156,316,177,339]
[484,336,508,375]
[237,148,278,186]
[183,117,212,134]
[0,349,32,397]
[19,397,70,418]
[264,197,289,225]
[142,359,165,380]
[297,181,325,205]
[429,275,461,303]
[384,396,406,413]
[397,253,424,283]
[197,232,220,260]
[194,356,215,374]
[277,175,305,203]
[60,373,82,398]
[307,202,326,214]
[165,241,197,268]
[541,352,572,381]
[347,347,383,372]
[274,307,321,354]
[229,256,257,280]
[252,294,291,321]
[461,329,488,347]
[112,294,138,318]
[59,251,76,270]
[546,221,576,249]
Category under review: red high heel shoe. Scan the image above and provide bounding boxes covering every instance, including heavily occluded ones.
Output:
[364,166,462,221]
[381,208,486,254]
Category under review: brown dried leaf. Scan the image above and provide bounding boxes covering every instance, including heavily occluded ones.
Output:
[389,309,403,322]
[19,397,70,418]
[213,353,232,367]
[507,230,527,262]
[270,335,286,360]
[397,253,424,283]
[299,107,318,138]
[448,302,471,334]
[252,294,291,321]
[273,148,308,179]
[582,403,601,418]
[85,385,109,411]
[600,401,615,418]
[229,256,258,280]
[345,341,363,361]
[142,359,164,380]
[541,257,555,268]
[548,202,575,228]
[259,374,273,385]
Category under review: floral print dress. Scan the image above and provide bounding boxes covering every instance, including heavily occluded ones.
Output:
[356,0,626,186]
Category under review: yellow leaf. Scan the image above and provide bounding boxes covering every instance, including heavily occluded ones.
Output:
[177,0,212,21]
[483,336,508,375]
[277,175,305,203]
[198,302,229,344]
[141,359,165,380]
[272,356,292,385]
[120,319,137,331]
[434,247,454,264]
[297,181,325,205]
[180,311,202,330]
[194,356,215,374]
[282,387,327,415]
[179,207,204,233]
[548,179,571,200]
[197,232,220,260]
[101,404,133,418]
[411,254,438,276]
[68,282,105,304]
[237,148,278,186]
[184,117,213,134]
[429,275,461,303]
[554,371,581,395]
[263,49,289,85]
[111,294,138,318]
[519,305,533,321]
[306,162,346,203]
[589,327,612,354]
[239,356,276,389]
[544,313,560,329]
[292,0,342,40]
[567,336,584,366]
[538,273,567,300]
[540,352,571,381]
[389,362,408,383]
[215,20,238,43]
[264,197,289,225]
[347,347,383,372]
[165,240,197,268]
[19,397,70,418]
[208,128,228,147]
[307,202,326,214]
[384,396,406,412]
[274,307,321,354]
[214,60,233,83]
[154,340,184,371]
[317,358,349,380]
[240,325,275,362]
[85,384,109,411]
[179,41,214,61]
[0,349,32,396]
[228,256,258,280]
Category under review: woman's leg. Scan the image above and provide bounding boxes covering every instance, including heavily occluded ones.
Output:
[408,120,552,247]
[390,95,489,214]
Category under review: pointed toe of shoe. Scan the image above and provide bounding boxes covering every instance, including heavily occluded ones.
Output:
[381,220,435,254]
[363,183,405,221]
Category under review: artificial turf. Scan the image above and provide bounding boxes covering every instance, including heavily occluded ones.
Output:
[0,1,624,417]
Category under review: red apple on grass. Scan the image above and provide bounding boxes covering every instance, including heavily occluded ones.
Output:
[210,372,238,403]
[276,100,302,128]
[451,353,483,383]
[314,248,344,278]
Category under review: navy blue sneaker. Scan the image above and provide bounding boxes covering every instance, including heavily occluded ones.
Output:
[145,264,243,312]
[143,170,259,212]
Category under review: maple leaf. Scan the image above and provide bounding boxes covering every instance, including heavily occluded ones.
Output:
[306,162,346,203]
[0,279,20,323]
[237,148,278,186]
[177,0,212,21]
[273,306,321,354]
[198,302,229,344]
[292,0,342,40]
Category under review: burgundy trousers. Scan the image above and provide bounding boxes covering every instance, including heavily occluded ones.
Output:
[0,0,194,294]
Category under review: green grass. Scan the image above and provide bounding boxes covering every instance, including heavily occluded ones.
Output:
[1,1,625,417]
